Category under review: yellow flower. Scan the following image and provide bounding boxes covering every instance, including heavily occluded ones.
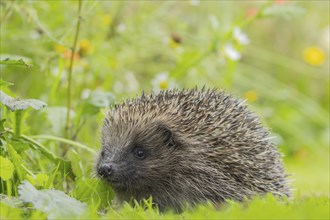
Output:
[168,39,180,49]
[303,47,325,66]
[168,33,183,49]
[54,44,67,54]
[244,90,258,102]
[159,80,169,90]
[79,39,93,56]
[102,15,112,26]
[152,72,174,91]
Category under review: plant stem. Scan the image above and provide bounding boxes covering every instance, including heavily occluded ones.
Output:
[32,134,96,154]
[6,128,68,163]
[14,111,22,137]
[65,0,82,142]
[6,181,12,197]
[223,59,237,89]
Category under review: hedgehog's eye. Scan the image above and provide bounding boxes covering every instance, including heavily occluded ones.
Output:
[133,147,145,159]
[101,150,105,157]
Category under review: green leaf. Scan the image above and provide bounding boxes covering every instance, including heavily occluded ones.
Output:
[0,194,24,208]
[27,174,50,188]
[16,133,73,174]
[72,178,114,208]
[31,135,96,154]
[67,149,84,178]
[0,90,47,111]
[35,174,49,188]
[0,119,5,132]
[18,181,88,219]
[75,90,115,132]
[86,90,115,108]
[0,156,14,181]
[0,79,14,88]
[6,143,25,181]
[0,54,32,67]
[11,137,31,152]
[0,201,24,219]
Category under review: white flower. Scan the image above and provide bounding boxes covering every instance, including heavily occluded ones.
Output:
[233,27,250,45]
[223,44,241,61]
[116,23,126,33]
[209,15,219,30]
[81,89,91,99]
[151,72,175,91]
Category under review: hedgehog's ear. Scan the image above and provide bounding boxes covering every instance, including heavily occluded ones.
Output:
[158,125,175,148]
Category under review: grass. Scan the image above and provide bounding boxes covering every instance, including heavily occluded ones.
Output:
[0,0,329,219]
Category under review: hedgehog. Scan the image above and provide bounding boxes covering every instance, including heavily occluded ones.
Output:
[96,88,290,212]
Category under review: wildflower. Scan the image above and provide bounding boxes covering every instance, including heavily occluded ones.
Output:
[55,44,80,61]
[223,44,241,61]
[233,27,250,45]
[81,89,91,99]
[168,33,183,49]
[63,50,80,61]
[116,23,126,33]
[151,72,174,91]
[303,46,325,66]
[244,90,258,102]
[102,15,112,26]
[171,33,182,44]
[209,15,219,30]
[54,44,67,54]
[78,39,93,57]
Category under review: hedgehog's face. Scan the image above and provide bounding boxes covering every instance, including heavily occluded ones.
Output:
[96,121,179,192]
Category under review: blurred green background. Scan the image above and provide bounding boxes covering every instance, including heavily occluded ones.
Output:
[0,0,329,218]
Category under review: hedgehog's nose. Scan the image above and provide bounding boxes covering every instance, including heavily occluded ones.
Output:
[98,164,113,177]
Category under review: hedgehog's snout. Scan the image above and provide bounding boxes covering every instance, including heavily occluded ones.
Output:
[98,163,114,177]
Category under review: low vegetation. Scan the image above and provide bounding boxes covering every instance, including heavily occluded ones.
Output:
[1,0,329,219]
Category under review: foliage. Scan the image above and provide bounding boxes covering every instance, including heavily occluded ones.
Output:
[18,181,88,219]
[0,155,14,181]
[0,0,329,219]
[0,55,32,67]
[0,90,46,111]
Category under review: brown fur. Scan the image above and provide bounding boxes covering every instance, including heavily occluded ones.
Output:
[96,88,291,212]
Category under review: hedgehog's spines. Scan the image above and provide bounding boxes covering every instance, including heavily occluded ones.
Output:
[100,89,291,211]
